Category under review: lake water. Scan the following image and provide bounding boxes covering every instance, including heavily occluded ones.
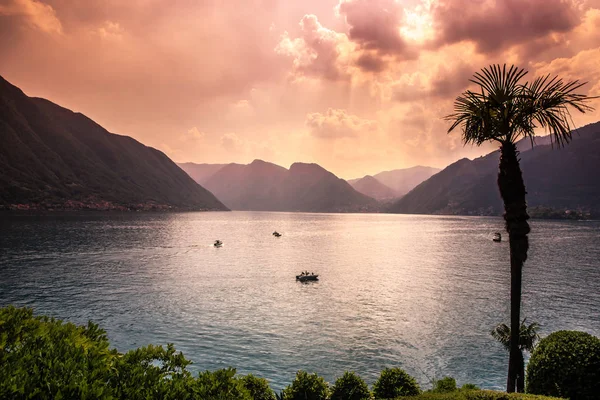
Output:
[1,212,599,391]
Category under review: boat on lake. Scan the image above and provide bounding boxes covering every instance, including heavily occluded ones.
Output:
[493,232,502,242]
[214,240,223,247]
[296,272,318,282]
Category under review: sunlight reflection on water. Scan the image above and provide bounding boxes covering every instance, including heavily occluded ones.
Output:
[1,212,599,390]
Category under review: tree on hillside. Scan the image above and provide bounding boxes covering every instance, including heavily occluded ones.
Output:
[491,319,540,392]
[445,64,594,392]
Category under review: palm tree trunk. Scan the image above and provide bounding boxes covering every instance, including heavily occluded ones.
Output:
[497,141,530,393]
[517,350,525,393]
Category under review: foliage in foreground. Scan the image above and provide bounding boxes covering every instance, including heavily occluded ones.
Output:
[373,367,421,398]
[0,306,569,400]
[445,62,593,393]
[281,370,330,400]
[490,319,540,393]
[431,377,458,393]
[330,371,371,400]
[0,306,254,399]
[526,330,600,400]
[0,306,116,399]
[396,391,563,400]
[242,374,277,400]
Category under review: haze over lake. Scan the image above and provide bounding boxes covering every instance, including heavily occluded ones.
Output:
[1,212,599,390]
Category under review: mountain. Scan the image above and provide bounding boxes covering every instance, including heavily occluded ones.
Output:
[202,160,288,211]
[0,75,227,211]
[202,159,378,212]
[177,162,226,185]
[349,175,397,200]
[389,122,600,217]
[350,166,440,197]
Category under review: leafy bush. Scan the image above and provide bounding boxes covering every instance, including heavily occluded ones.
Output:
[396,391,562,399]
[193,368,252,399]
[461,384,479,391]
[330,371,371,400]
[242,374,276,400]
[463,390,564,400]
[0,306,117,399]
[432,377,457,393]
[0,306,253,399]
[113,343,194,399]
[281,370,329,400]
[526,330,600,399]
[372,367,420,398]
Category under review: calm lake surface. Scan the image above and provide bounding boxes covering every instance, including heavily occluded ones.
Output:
[1,212,599,390]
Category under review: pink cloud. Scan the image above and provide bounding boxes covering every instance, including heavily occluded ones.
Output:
[1,0,598,177]
[0,0,62,34]
[306,108,379,139]
[276,14,349,81]
[431,0,581,54]
[355,52,387,72]
[337,0,409,56]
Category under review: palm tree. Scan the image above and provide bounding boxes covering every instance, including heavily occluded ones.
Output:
[491,319,540,392]
[445,64,594,392]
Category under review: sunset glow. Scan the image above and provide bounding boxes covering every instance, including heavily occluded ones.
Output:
[1,0,599,178]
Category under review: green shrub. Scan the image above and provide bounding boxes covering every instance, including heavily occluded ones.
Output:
[330,371,371,400]
[281,370,329,400]
[396,392,562,400]
[461,384,479,391]
[526,330,600,399]
[113,343,194,399]
[432,377,457,393]
[372,367,420,398]
[463,390,564,399]
[193,368,252,399]
[242,374,276,400]
[0,306,117,399]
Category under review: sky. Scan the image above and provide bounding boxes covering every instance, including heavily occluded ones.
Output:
[1,0,599,179]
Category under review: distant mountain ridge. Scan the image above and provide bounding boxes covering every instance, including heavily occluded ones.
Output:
[349,175,397,200]
[371,166,441,197]
[389,122,600,217]
[0,75,227,211]
[177,162,227,185]
[349,166,441,198]
[196,159,378,212]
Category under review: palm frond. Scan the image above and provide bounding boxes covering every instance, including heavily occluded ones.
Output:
[491,319,541,352]
[518,75,595,147]
[491,323,511,351]
[446,64,594,148]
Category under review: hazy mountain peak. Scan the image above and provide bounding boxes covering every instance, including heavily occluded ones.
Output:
[350,175,397,200]
[197,159,376,212]
[369,165,441,197]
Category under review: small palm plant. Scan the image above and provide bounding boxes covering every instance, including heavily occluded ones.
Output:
[491,319,540,393]
[446,64,594,392]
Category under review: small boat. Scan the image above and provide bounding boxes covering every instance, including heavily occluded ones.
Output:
[214,240,223,247]
[273,231,282,237]
[296,272,318,282]
[493,232,502,242]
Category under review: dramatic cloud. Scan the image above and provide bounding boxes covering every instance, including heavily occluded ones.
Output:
[306,108,379,139]
[276,14,351,81]
[533,47,600,125]
[0,0,62,34]
[430,0,582,54]
[1,0,599,178]
[337,0,408,55]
